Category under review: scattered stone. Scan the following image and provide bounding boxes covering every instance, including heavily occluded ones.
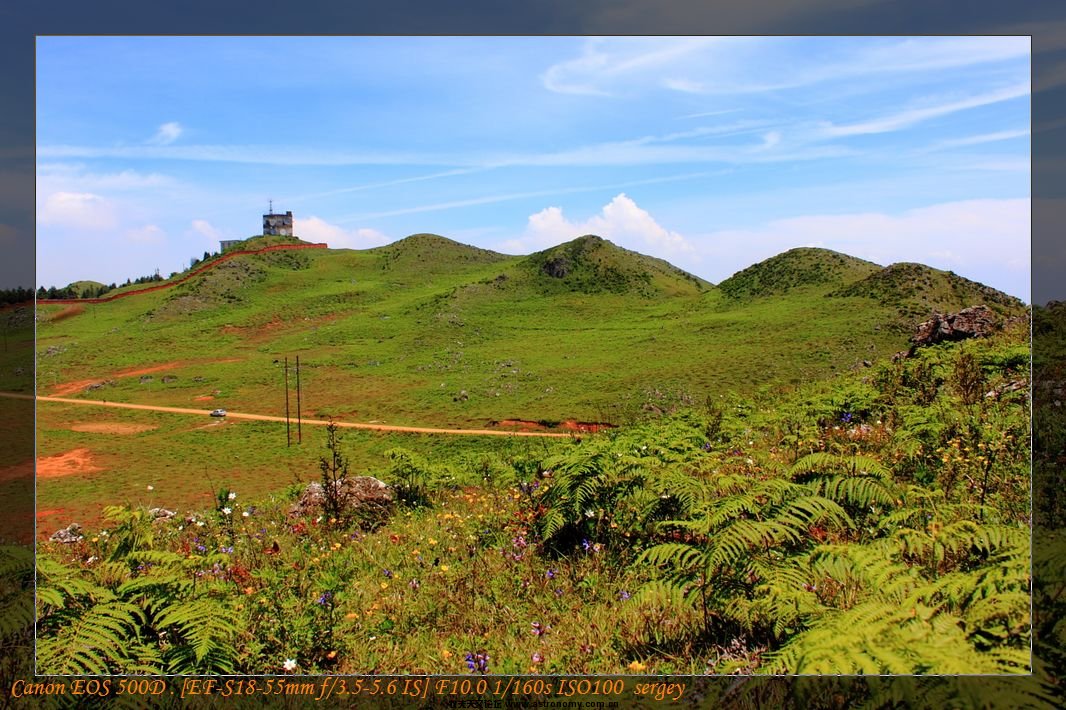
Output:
[140,375,153,383]
[149,507,176,520]
[50,523,83,544]
[193,376,205,382]
[862,360,872,368]
[984,379,1028,400]
[289,477,394,527]
[453,389,469,402]
[162,375,178,383]
[911,305,999,349]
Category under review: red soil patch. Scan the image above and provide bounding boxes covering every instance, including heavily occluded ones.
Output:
[194,395,214,401]
[51,358,244,396]
[36,508,65,519]
[70,422,157,434]
[36,448,103,478]
[50,304,85,322]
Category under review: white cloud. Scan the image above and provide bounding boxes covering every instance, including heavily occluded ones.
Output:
[923,128,1030,151]
[37,163,173,191]
[542,38,717,96]
[821,82,1030,137]
[125,224,166,244]
[294,216,389,250]
[38,192,118,230]
[190,219,223,242]
[502,194,695,260]
[541,37,1029,99]
[148,121,183,146]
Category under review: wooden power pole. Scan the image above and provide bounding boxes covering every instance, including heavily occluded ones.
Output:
[284,357,291,447]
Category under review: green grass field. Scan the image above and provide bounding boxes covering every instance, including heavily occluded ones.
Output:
[26,234,1039,679]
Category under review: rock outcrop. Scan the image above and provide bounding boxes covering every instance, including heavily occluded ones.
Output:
[289,477,394,527]
[911,306,999,348]
[50,523,83,544]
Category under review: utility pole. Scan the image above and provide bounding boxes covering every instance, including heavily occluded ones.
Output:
[284,356,291,447]
[295,355,302,444]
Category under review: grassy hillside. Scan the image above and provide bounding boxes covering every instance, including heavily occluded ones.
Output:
[719,247,880,300]
[514,235,711,297]
[31,235,1028,527]
[832,262,1025,320]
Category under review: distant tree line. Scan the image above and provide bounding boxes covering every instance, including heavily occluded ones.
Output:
[36,250,226,301]
[0,287,34,305]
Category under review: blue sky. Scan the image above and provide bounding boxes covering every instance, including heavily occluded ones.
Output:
[36,36,1030,300]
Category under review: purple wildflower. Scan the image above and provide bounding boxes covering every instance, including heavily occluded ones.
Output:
[545,569,556,580]
[619,590,631,601]
[465,650,489,674]
[383,569,393,579]
[316,591,333,606]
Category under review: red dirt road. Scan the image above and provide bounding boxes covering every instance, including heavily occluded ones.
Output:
[9,392,575,438]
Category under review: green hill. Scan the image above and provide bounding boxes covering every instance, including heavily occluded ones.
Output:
[370,233,509,277]
[719,247,881,300]
[515,234,711,297]
[831,262,1025,319]
[65,280,111,298]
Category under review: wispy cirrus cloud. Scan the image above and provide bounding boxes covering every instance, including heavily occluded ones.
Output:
[541,37,1030,99]
[820,82,1030,137]
[336,171,724,223]
[922,128,1030,151]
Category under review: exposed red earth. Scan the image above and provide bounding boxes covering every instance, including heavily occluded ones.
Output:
[50,358,243,396]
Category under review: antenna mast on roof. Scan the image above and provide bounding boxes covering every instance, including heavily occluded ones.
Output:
[269,198,273,215]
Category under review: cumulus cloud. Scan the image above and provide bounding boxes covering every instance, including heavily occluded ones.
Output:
[502,194,695,260]
[190,219,223,242]
[124,224,166,244]
[38,192,118,230]
[294,216,389,250]
[147,122,183,146]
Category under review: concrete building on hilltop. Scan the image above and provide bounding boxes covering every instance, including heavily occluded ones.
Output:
[219,239,243,252]
[263,210,294,237]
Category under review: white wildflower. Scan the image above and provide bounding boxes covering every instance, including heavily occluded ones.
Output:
[283,658,297,672]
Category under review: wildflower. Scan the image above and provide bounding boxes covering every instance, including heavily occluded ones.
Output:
[545,569,556,580]
[242,511,250,518]
[465,650,489,674]
[409,578,421,590]
[228,491,237,500]
[442,649,453,659]
[222,507,232,515]
[383,569,393,579]
[283,658,297,672]
[628,660,647,672]
[316,591,333,606]
[147,485,154,491]
[196,521,205,528]
[220,545,233,554]
[440,565,450,572]
[531,622,548,637]
[581,538,591,552]
[618,590,631,601]
[531,652,544,664]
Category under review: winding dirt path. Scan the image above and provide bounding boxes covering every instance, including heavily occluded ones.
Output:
[5,392,575,438]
